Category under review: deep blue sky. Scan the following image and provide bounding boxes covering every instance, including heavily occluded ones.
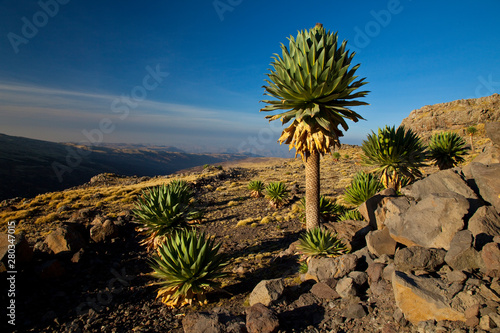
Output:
[1,0,499,156]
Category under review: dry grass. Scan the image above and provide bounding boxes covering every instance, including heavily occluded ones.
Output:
[260,216,274,224]
[236,217,257,227]
[0,208,37,223]
[35,212,59,224]
[0,172,204,231]
[0,144,453,239]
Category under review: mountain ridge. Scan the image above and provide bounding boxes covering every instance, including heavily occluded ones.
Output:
[400,93,500,139]
[2,93,499,201]
[0,133,251,201]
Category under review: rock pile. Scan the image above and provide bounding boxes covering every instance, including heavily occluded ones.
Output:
[400,93,500,139]
[351,123,499,329]
[182,122,500,333]
[0,208,130,278]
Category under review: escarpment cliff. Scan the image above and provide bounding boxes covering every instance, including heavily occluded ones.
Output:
[400,93,500,140]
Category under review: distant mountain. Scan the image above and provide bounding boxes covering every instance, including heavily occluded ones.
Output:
[400,93,500,140]
[0,134,250,201]
[88,142,187,153]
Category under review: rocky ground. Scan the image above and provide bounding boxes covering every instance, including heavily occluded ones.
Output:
[0,142,496,333]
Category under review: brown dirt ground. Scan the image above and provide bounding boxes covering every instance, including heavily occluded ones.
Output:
[0,145,476,332]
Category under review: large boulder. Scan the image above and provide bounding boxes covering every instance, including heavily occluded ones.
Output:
[399,94,500,139]
[358,188,398,230]
[394,246,446,273]
[246,303,279,333]
[401,169,479,204]
[466,162,500,213]
[307,254,358,282]
[248,279,284,306]
[182,312,224,333]
[385,192,469,250]
[378,196,412,232]
[365,227,396,257]
[0,232,33,272]
[323,220,371,251]
[472,145,500,165]
[481,242,500,272]
[467,205,500,248]
[444,230,484,271]
[392,271,466,324]
[44,225,86,255]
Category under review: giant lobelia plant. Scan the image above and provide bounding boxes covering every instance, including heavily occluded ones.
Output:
[361,125,427,190]
[428,131,469,170]
[261,23,369,230]
[132,180,201,251]
[149,229,228,307]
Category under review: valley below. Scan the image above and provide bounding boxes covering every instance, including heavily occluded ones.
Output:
[0,133,250,201]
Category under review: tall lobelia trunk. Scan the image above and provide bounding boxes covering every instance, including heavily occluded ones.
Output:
[305,150,320,230]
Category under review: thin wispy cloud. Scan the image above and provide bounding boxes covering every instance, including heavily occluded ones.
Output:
[0,82,259,119]
[0,83,110,100]
[0,82,268,150]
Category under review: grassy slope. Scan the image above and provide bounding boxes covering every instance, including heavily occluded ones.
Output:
[0,144,483,332]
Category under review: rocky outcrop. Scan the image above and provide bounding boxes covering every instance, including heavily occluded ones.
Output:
[400,93,500,140]
[486,121,500,146]
[374,145,499,327]
[299,145,500,330]
[400,168,480,204]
